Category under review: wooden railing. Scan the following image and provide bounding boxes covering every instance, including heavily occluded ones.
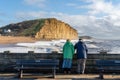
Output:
[0,51,120,73]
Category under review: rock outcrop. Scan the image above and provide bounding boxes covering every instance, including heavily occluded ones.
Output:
[35,18,78,40]
[0,18,78,40]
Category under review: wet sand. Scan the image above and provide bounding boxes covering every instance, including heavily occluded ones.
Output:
[0,36,37,44]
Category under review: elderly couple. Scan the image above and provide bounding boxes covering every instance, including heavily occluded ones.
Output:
[62,39,88,74]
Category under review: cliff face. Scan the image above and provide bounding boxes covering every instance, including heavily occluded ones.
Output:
[35,18,78,40]
[0,18,78,40]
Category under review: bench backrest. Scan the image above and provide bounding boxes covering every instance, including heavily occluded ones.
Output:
[16,59,59,67]
[95,60,120,66]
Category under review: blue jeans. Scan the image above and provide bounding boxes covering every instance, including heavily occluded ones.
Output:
[62,58,72,69]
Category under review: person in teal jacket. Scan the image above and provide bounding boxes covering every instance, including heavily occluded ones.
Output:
[62,39,74,74]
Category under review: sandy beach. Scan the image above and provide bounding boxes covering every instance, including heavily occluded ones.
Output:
[0,36,37,44]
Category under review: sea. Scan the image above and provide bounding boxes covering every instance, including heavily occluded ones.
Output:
[0,39,120,54]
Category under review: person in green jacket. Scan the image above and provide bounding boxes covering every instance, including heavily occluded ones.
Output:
[62,39,74,74]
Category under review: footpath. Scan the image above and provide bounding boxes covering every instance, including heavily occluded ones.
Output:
[0,73,120,80]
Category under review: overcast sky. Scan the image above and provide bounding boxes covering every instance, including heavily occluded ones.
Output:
[0,0,120,39]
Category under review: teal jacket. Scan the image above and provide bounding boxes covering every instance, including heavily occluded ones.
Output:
[63,41,74,59]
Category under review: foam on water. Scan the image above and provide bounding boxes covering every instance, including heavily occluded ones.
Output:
[0,39,120,54]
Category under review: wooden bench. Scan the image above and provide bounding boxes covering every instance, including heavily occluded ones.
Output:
[14,59,59,78]
[95,60,120,79]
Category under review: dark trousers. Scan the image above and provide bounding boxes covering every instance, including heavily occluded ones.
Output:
[77,59,86,74]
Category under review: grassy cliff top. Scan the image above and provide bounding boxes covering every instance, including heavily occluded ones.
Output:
[0,18,46,37]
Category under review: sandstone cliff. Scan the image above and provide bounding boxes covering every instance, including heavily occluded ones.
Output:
[0,18,78,40]
[35,18,78,40]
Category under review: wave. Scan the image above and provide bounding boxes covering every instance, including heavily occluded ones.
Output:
[0,39,120,54]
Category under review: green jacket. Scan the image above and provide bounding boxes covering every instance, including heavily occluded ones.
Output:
[63,41,74,59]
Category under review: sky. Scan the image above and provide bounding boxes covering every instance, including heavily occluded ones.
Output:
[0,0,120,39]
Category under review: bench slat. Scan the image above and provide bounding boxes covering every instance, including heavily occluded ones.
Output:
[17,63,59,66]
[15,59,59,78]
[97,67,120,70]
[16,59,59,63]
[16,67,59,69]
[95,60,120,79]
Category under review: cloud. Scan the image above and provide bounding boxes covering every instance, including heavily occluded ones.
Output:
[65,0,120,39]
[15,10,120,39]
[78,0,120,16]
[15,0,120,39]
[23,0,46,8]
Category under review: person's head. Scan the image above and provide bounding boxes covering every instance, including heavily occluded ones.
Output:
[66,39,70,42]
[79,38,82,41]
